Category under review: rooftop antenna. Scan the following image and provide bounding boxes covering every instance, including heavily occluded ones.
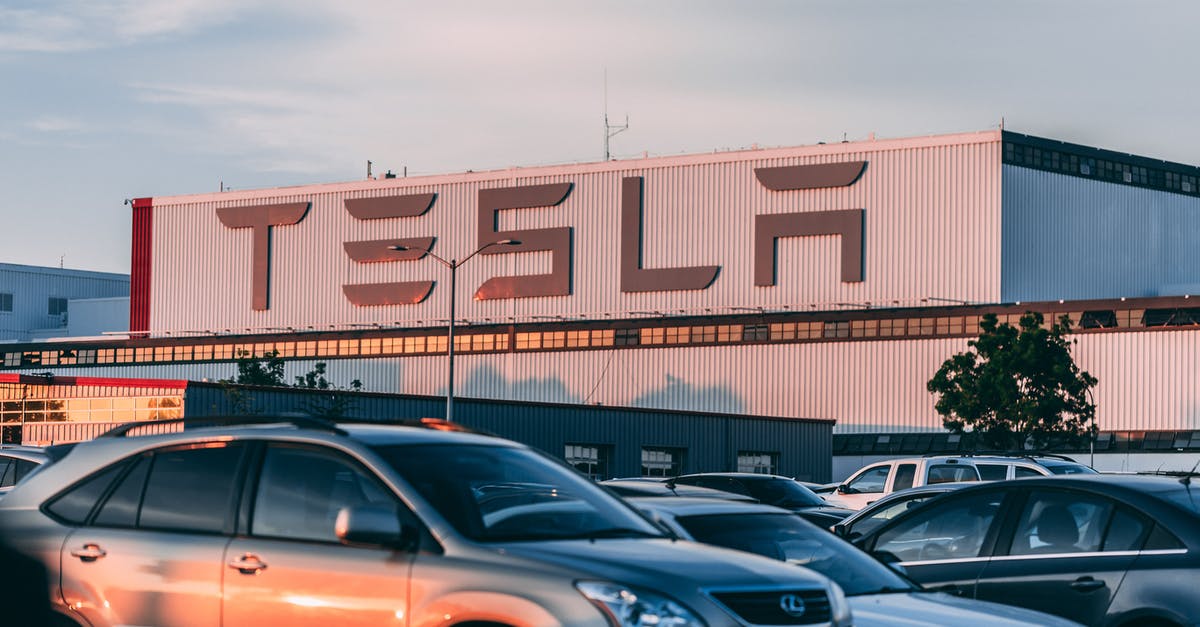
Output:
[366,160,374,179]
[59,254,64,269]
[604,69,629,161]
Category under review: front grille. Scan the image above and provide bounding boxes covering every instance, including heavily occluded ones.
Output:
[710,589,831,625]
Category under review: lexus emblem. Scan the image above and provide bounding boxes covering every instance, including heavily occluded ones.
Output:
[779,593,807,617]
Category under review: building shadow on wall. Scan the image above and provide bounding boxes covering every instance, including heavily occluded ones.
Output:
[631,373,746,414]
[458,364,584,404]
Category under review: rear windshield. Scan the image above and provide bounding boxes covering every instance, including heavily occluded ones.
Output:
[1045,463,1098,475]
[678,513,915,597]
[742,478,826,508]
[371,443,663,543]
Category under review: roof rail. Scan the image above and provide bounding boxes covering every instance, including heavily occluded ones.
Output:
[950,451,1078,463]
[98,414,347,439]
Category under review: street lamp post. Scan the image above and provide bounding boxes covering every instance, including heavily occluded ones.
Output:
[388,239,520,422]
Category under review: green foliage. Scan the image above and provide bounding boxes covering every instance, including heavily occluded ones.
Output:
[221,351,363,418]
[927,312,1098,451]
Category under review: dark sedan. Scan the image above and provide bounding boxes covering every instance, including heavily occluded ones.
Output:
[852,474,1200,627]
[668,472,856,527]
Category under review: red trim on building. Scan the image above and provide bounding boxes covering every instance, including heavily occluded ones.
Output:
[0,373,188,389]
[130,197,154,333]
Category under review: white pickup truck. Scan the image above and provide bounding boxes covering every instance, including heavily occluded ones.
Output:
[821,456,980,510]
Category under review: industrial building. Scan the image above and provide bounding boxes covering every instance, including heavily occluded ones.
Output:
[0,264,129,342]
[3,128,1200,478]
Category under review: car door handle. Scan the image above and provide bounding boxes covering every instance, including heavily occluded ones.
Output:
[69,543,107,562]
[1070,576,1106,592]
[228,553,268,575]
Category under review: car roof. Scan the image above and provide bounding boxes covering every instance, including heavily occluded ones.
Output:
[627,496,794,517]
[675,472,795,481]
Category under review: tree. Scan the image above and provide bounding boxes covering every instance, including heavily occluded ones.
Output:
[927,312,1097,451]
[220,351,362,417]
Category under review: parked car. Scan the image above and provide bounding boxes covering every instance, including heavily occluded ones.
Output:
[0,416,853,627]
[599,478,758,501]
[0,445,48,496]
[964,453,1098,480]
[630,497,1081,627]
[852,474,1200,626]
[824,456,980,510]
[668,472,856,527]
[832,482,974,539]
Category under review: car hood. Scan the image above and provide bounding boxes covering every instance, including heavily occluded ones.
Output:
[498,538,831,590]
[849,592,1082,627]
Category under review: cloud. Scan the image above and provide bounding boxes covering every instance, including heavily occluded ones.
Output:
[28,116,86,133]
[0,0,264,52]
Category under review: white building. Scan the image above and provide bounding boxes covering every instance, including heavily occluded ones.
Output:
[4,129,1200,477]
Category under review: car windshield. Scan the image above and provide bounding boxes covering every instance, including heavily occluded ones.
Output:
[743,478,826,508]
[371,443,664,542]
[677,513,915,596]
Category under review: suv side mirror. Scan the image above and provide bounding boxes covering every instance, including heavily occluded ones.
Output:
[335,504,417,550]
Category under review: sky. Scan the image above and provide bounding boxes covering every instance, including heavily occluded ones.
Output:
[2,0,1199,274]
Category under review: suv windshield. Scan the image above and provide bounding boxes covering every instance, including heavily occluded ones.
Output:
[371,443,664,542]
[677,513,915,596]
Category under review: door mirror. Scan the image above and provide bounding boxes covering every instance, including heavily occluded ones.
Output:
[335,504,417,550]
[831,522,848,537]
[837,484,854,495]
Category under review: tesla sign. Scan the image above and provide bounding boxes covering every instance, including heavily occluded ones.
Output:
[216,162,867,311]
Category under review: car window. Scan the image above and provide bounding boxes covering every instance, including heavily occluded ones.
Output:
[93,455,151,527]
[0,458,14,488]
[1144,524,1185,550]
[926,464,978,484]
[847,466,890,494]
[976,464,1008,481]
[251,445,398,543]
[851,494,940,537]
[372,443,663,543]
[742,478,825,508]
[873,490,1003,562]
[1045,463,1097,475]
[1102,507,1149,552]
[1009,490,1111,555]
[44,462,129,524]
[1014,466,1042,478]
[138,444,245,534]
[892,464,916,491]
[678,513,914,597]
[13,459,38,483]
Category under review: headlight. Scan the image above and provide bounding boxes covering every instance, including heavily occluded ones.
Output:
[826,581,852,627]
[575,581,705,627]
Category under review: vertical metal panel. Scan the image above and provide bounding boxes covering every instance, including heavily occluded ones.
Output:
[1002,166,1200,301]
[148,131,1003,333]
[0,265,130,341]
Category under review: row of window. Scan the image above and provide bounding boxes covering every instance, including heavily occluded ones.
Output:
[0,293,67,316]
[565,444,778,480]
[0,395,183,425]
[1005,136,1200,196]
[5,305,1199,370]
[834,429,1200,455]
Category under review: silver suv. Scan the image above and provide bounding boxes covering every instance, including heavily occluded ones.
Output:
[0,417,851,627]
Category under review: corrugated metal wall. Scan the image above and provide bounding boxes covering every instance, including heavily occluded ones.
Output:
[148,131,1003,333]
[183,383,834,482]
[0,265,129,341]
[1002,165,1200,301]
[29,323,1200,435]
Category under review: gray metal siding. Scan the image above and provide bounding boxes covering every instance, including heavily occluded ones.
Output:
[0,264,129,341]
[1002,166,1200,301]
[183,384,833,482]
